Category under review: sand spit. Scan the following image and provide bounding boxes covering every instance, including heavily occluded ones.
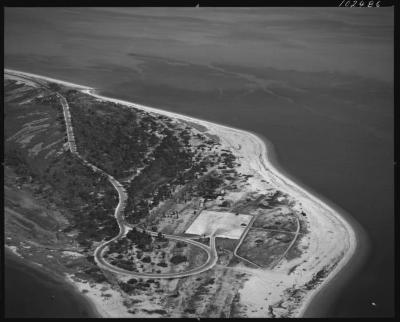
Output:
[4,69,357,317]
[5,69,91,90]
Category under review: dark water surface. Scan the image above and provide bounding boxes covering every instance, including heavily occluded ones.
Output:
[4,252,97,318]
[4,8,394,317]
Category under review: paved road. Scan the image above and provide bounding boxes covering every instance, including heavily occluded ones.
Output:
[233,210,301,269]
[274,215,301,266]
[57,94,77,154]
[56,91,218,279]
[233,215,263,268]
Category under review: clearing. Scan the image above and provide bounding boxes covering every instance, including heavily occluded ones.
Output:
[185,210,252,239]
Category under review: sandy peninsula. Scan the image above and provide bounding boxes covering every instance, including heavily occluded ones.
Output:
[4,68,358,317]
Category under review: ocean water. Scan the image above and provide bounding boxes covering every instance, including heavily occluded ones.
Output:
[4,252,96,318]
[4,7,394,317]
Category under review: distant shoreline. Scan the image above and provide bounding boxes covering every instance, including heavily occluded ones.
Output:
[4,68,361,317]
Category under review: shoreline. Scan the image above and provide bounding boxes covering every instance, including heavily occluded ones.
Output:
[4,249,101,318]
[4,68,361,317]
[239,132,369,316]
[63,274,103,318]
[251,135,367,317]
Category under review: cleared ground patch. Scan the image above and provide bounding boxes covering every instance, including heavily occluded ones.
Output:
[185,210,252,239]
[252,210,298,232]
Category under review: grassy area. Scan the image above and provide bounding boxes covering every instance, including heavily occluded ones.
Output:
[252,211,298,232]
[215,237,238,252]
[237,229,294,268]
[4,80,118,248]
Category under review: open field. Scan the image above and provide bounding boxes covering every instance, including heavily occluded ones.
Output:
[185,210,252,239]
[252,208,299,233]
[236,229,294,268]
